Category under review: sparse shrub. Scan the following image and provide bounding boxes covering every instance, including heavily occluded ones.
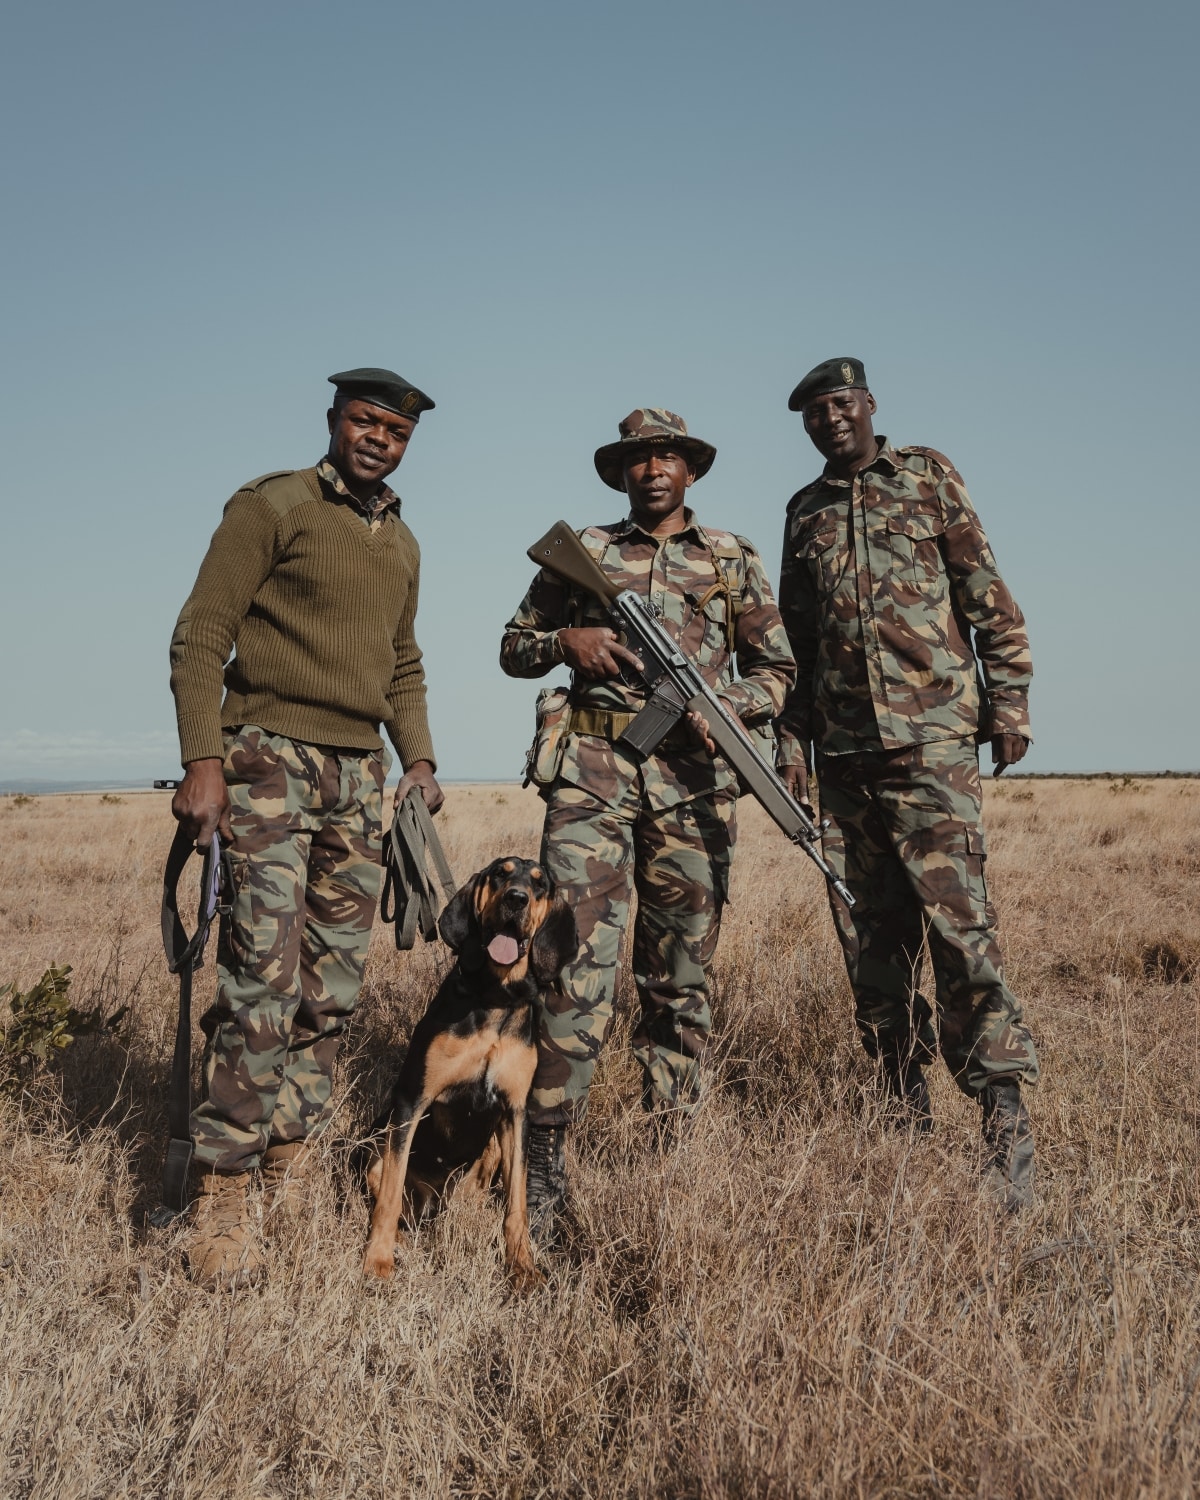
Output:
[100,793,123,805]
[0,964,129,1095]
[8,793,35,808]
[1109,774,1143,794]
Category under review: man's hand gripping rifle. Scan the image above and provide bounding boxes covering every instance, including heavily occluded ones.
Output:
[528,521,854,907]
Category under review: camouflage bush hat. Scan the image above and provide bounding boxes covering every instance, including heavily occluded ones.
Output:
[328,367,436,420]
[593,408,717,491]
[787,357,868,412]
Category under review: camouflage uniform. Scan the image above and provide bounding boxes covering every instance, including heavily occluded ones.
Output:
[778,439,1039,1095]
[193,726,387,1171]
[179,458,426,1172]
[502,512,795,1124]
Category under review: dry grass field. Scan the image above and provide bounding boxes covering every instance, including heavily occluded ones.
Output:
[0,776,1197,1499]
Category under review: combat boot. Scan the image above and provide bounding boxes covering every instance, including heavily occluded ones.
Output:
[261,1140,311,1225]
[881,1056,933,1135]
[525,1122,568,1246]
[183,1169,265,1290]
[980,1079,1035,1210]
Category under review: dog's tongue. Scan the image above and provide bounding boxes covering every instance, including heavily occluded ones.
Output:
[487,933,521,965]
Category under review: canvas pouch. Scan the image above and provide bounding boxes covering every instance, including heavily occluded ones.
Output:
[523,685,572,793]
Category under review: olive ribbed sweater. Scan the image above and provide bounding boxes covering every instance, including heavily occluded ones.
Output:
[170,468,436,768]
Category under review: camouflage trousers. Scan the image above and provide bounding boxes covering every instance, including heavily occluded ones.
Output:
[191,726,387,1173]
[529,780,737,1128]
[817,736,1039,1097]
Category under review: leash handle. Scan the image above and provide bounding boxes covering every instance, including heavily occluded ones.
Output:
[154,826,232,1224]
[380,788,457,950]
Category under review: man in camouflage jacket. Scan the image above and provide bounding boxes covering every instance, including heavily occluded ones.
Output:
[501,408,795,1234]
[777,358,1039,1206]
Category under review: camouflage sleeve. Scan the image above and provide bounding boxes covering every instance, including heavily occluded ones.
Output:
[499,568,571,679]
[720,540,796,726]
[775,506,817,761]
[931,454,1033,740]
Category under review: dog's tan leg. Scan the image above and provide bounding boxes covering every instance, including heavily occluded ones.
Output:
[495,1111,540,1288]
[363,1104,428,1280]
[364,1030,497,1280]
[488,1034,540,1285]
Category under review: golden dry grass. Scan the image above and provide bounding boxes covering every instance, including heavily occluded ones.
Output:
[1,777,1197,1499]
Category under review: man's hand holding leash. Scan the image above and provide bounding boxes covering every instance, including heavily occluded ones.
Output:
[172,759,233,851]
[394,758,444,814]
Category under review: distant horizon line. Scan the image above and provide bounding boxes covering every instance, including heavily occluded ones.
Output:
[3,769,1199,797]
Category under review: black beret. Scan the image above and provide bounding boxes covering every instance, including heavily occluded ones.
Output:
[328,367,436,420]
[787,357,868,412]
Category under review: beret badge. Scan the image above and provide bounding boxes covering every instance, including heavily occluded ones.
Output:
[840,362,855,385]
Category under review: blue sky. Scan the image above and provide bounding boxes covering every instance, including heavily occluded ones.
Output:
[1,0,1196,783]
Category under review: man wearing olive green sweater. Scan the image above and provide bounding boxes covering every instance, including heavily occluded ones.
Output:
[169,366,443,1288]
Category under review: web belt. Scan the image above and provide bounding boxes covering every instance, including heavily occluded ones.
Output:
[569,704,694,751]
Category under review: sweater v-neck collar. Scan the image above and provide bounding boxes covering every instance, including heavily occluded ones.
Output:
[315,457,401,528]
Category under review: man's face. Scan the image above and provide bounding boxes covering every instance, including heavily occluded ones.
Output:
[326,398,417,494]
[622,445,694,528]
[802,387,878,472]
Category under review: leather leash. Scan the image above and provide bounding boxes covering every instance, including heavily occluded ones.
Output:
[380,788,457,950]
[150,826,233,1228]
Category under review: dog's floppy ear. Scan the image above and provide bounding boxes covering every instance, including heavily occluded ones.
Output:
[529,898,579,986]
[439,874,481,954]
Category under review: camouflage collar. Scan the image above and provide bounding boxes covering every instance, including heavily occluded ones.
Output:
[616,506,705,543]
[821,436,899,487]
[316,456,400,521]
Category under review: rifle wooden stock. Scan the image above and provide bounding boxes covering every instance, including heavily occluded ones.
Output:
[527,521,622,606]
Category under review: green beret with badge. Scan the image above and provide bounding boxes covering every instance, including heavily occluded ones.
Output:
[328,366,436,420]
[787,357,868,413]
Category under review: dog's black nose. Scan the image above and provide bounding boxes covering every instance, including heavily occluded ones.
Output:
[504,887,530,908]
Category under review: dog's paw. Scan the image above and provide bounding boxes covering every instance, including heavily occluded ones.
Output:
[507,1259,546,1295]
[362,1244,396,1281]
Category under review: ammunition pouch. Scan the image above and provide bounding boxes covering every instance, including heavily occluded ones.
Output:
[523,685,572,792]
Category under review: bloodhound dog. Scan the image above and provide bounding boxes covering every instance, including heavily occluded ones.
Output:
[363,857,578,1287]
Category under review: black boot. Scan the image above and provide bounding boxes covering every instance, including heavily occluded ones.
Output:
[980,1079,1034,1210]
[525,1122,568,1245]
[881,1055,933,1135]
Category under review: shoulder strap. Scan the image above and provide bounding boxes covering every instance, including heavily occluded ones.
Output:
[694,525,748,652]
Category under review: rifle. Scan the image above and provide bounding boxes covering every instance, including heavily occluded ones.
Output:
[527,520,854,907]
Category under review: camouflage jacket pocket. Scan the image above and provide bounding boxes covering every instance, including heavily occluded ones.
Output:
[884,509,946,590]
[681,588,736,667]
[793,520,842,595]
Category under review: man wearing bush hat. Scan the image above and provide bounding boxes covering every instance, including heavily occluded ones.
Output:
[168,366,444,1286]
[501,407,796,1238]
[778,358,1040,1207]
